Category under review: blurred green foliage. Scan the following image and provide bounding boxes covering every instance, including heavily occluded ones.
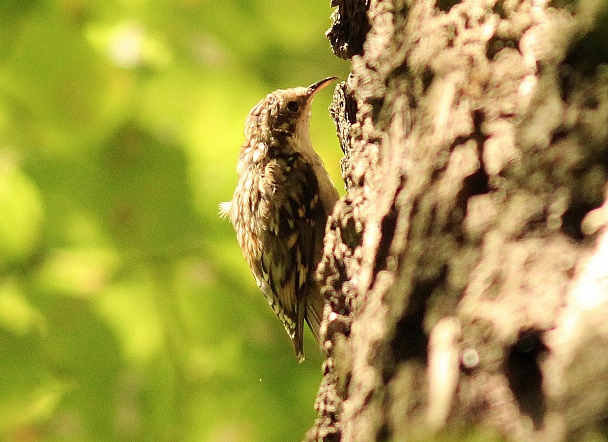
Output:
[0,1,348,440]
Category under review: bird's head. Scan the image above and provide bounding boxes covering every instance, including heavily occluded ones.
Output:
[243,77,338,150]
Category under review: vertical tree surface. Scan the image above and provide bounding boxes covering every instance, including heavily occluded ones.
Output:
[308,0,608,440]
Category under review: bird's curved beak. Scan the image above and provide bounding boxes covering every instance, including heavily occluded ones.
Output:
[307,77,338,97]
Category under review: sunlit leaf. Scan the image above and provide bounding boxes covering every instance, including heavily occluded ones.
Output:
[0,159,44,265]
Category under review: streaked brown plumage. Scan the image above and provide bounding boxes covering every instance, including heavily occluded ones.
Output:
[220,78,339,361]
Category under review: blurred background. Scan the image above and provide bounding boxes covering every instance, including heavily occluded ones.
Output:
[0,0,349,441]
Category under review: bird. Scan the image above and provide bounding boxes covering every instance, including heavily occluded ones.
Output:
[220,77,339,362]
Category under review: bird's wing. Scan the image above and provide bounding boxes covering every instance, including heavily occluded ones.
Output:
[257,154,326,361]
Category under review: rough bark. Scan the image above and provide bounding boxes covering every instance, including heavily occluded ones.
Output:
[307,0,608,441]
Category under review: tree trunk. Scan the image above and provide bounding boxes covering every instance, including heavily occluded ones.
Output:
[307,0,608,440]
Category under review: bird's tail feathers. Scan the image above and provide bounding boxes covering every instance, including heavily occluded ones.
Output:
[305,286,325,344]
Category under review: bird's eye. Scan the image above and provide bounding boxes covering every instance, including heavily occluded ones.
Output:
[286,101,299,112]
